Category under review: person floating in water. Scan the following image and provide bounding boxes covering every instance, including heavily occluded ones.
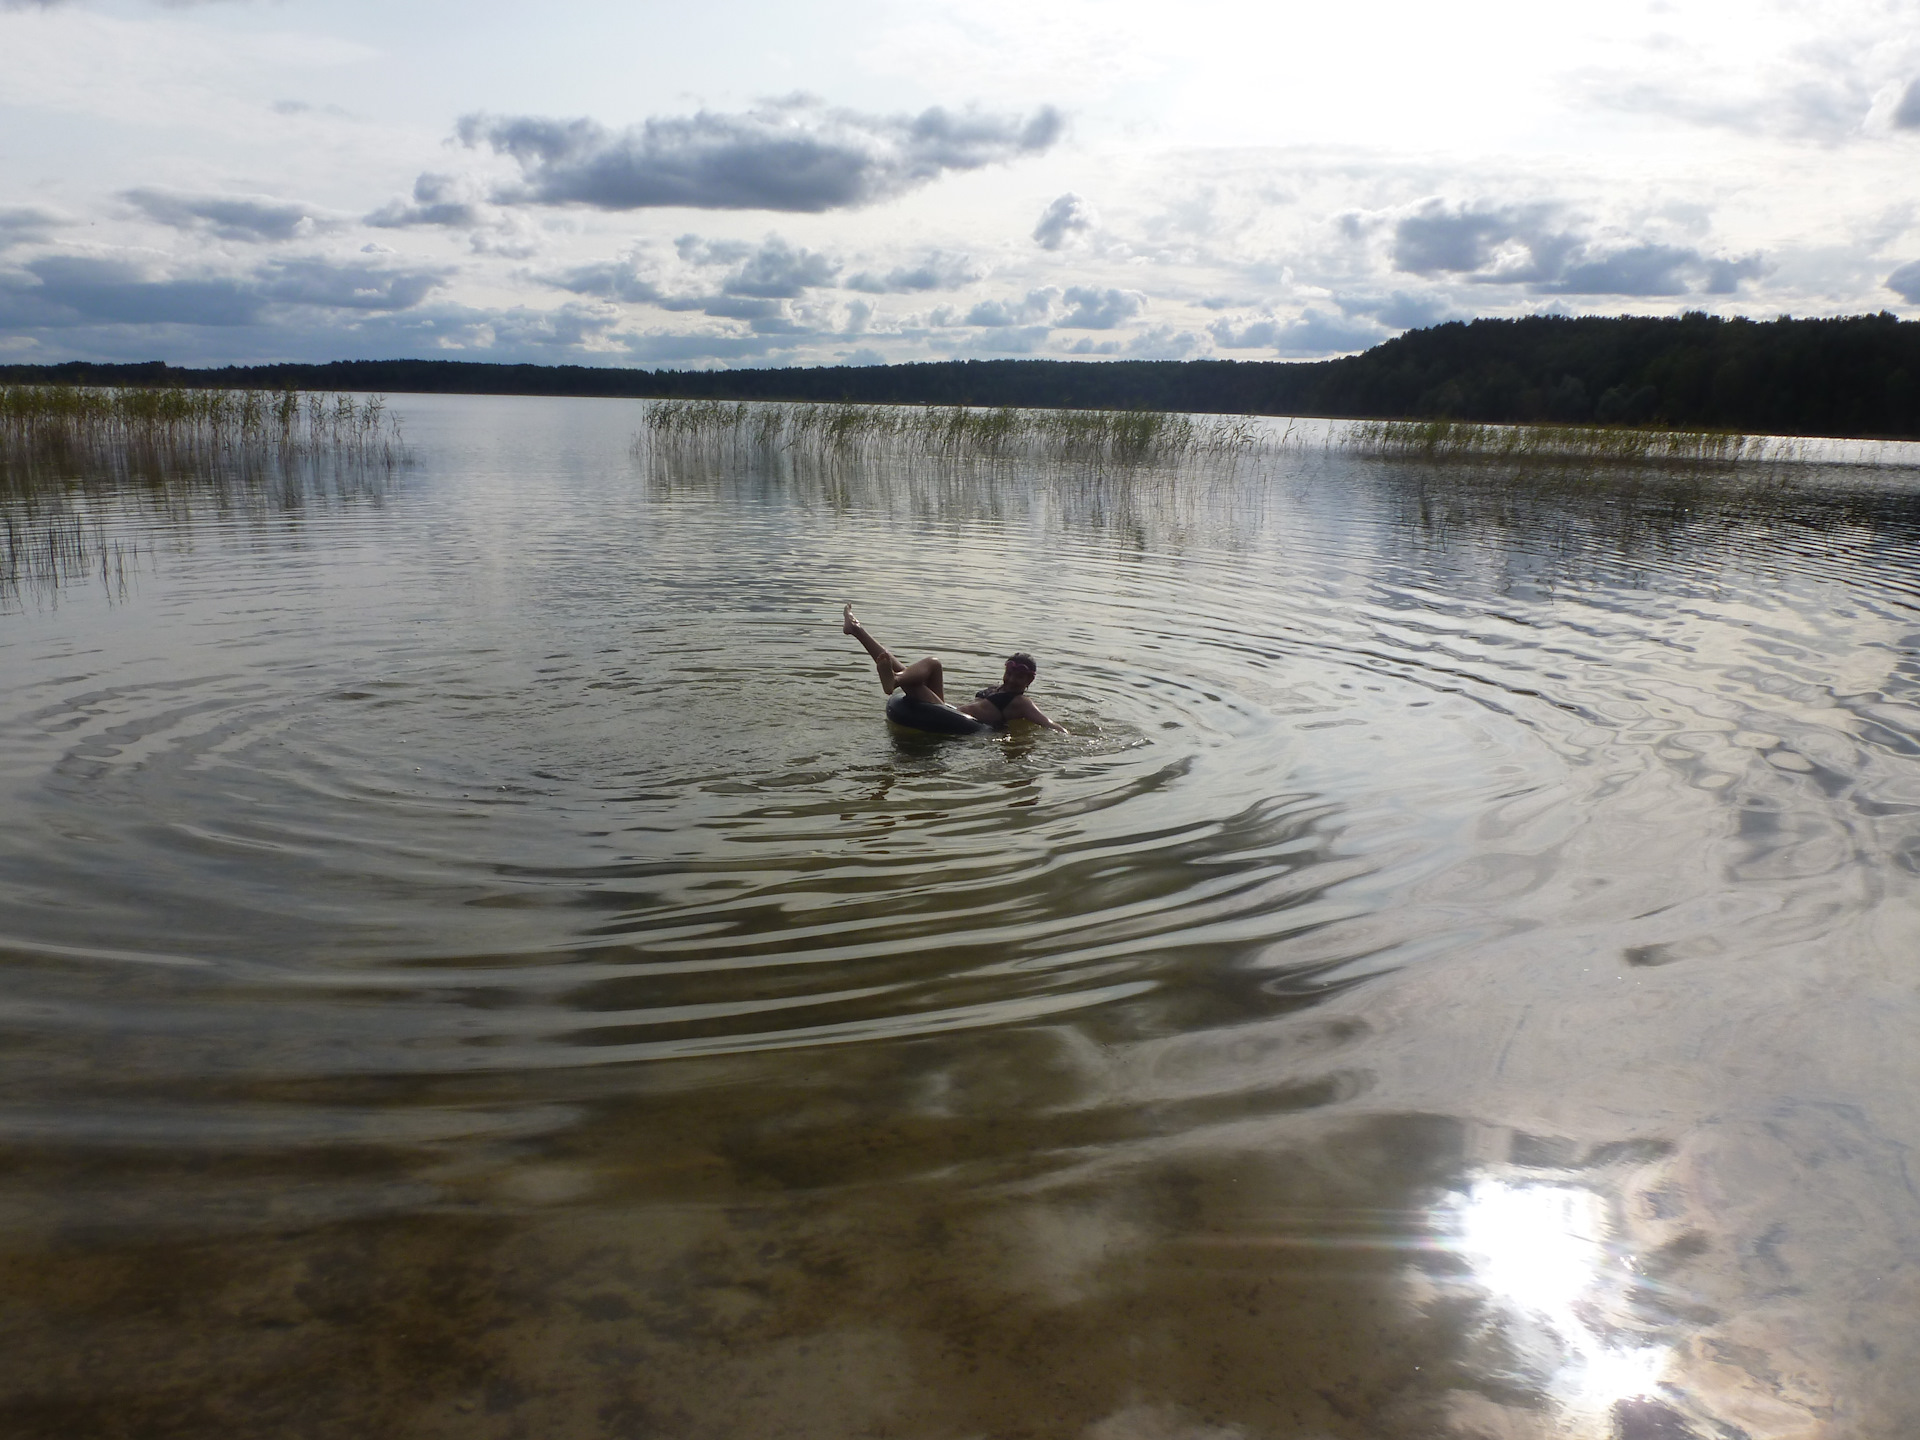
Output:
[844,605,1067,734]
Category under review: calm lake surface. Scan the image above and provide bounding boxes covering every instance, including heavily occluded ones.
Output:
[4,394,1920,1438]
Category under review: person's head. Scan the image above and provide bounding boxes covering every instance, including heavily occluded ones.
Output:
[1004,652,1038,692]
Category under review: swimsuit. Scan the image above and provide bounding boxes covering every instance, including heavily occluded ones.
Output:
[974,686,1022,721]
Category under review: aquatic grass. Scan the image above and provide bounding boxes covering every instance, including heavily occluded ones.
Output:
[1339,417,1806,468]
[0,384,397,456]
[0,385,405,608]
[0,505,135,609]
[0,389,405,514]
[636,398,1263,468]
[635,399,1889,555]
[639,400,1831,476]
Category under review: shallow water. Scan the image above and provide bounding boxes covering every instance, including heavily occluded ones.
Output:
[4,395,1920,1438]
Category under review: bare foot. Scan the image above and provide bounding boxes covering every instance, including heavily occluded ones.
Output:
[843,603,858,635]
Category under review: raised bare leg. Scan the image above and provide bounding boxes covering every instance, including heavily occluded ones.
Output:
[844,604,906,693]
[893,655,946,703]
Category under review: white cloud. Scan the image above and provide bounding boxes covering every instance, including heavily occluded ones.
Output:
[0,206,66,249]
[1895,81,1920,131]
[1391,200,1580,283]
[542,234,846,336]
[456,98,1064,213]
[125,187,344,243]
[0,249,451,333]
[844,251,980,293]
[1384,197,1770,298]
[1576,8,1920,144]
[1125,324,1202,358]
[1058,285,1143,329]
[1208,307,1385,357]
[367,173,488,230]
[1033,192,1096,250]
[960,287,1057,327]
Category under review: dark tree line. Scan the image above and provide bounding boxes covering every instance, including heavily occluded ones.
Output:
[7,311,1920,437]
[1287,311,1920,437]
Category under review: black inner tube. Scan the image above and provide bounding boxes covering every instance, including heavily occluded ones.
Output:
[886,692,994,736]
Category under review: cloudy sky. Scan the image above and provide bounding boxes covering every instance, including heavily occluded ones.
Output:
[6,0,1920,369]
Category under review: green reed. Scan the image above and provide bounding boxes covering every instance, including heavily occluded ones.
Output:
[1,385,405,606]
[0,384,403,472]
[1341,417,1802,467]
[637,399,1262,467]
[0,505,135,604]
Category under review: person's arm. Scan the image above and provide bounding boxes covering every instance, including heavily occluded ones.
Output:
[1008,695,1067,733]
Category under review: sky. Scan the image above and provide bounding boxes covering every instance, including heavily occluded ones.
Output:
[5,0,1920,369]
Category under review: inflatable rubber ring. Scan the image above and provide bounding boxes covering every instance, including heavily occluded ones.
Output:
[886,692,994,736]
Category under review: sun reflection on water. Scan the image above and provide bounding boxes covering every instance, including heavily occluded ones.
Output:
[1445,1177,1672,1427]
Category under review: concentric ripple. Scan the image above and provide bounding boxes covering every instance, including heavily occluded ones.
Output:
[5,410,1920,1097]
[8,397,1920,1432]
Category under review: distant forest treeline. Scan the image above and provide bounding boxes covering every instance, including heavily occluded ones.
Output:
[8,311,1920,438]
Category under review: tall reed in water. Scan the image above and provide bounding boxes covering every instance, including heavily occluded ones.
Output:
[1341,418,1804,467]
[0,385,401,467]
[639,400,1827,472]
[637,399,1262,466]
[1,385,405,606]
[0,505,134,603]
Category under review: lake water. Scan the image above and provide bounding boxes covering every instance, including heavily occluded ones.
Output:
[4,393,1920,1438]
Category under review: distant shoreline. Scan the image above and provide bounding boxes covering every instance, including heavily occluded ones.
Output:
[7,311,1920,441]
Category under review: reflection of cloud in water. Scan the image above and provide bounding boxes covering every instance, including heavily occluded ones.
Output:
[1443,1178,1670,1428]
